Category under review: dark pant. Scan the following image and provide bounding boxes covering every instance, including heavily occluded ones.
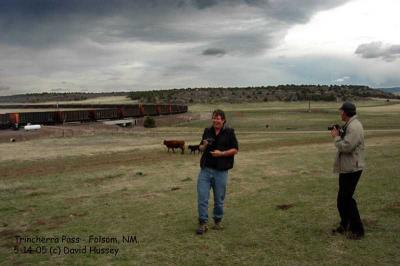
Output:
[337,170,364,234]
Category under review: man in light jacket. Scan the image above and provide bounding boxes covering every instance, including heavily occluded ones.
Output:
[331,102,365,239]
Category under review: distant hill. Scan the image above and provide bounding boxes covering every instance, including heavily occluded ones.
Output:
[377,87,400,94]
[1,85,399,103]
[128,85,400,104]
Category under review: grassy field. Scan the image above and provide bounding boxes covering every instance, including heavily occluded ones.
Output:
[1,100,399,265]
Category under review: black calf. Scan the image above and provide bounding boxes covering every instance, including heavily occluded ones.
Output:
[188,145,201,154]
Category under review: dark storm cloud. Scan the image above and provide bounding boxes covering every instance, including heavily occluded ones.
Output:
[190,0,350,23]
[192,0,219,9]
[0,0,354,94]
[162,64,203,78]
[355,42,400,62]
[0,0,349,52]
[202,48,226,56]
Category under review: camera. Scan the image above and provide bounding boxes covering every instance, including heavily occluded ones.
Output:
[328,124,344,136]
[328,124,341,131]
[204,138,215,146]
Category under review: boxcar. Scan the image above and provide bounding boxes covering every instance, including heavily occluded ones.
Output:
[0,113,10,129]
[178,105,188,113]
[142,104,158,116]
[62,110,91,122]
[94,108,120,120]
[122,105,141,118]
[171,105,180,114]
[158,104,170,115]
[18,111,58,125]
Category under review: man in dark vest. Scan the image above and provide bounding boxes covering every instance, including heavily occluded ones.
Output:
[331,102,365,239]
[196,109,239,235]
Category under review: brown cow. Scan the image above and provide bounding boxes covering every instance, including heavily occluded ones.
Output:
[163,140,185,154]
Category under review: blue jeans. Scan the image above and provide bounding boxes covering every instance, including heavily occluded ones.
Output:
[197,167,228,223]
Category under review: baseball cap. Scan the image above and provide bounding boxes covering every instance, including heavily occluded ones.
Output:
[339,102,356,115]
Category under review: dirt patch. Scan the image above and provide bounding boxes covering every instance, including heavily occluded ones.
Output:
[0,228,20,238]
[25,190,51,197]
[0,184,36,194]
[0,228,36,248]
[0,113,198,143]
[0,127,57,143]
[33,212,88,230]
[141,192,162,199]
[64,195,91,205]
[0,123,108,143]
[276,203,295,210]
[0,149,167,180]
[83,173,126,186]
[381,202,400,214]
[0,186,51,198]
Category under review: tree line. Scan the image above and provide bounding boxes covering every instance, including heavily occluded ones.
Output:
[128,85,399,104]
[1,85,398,103]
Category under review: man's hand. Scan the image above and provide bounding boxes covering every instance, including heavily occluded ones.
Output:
[199,140,208,152]
[331,128,340,138]
[210,150,224,157]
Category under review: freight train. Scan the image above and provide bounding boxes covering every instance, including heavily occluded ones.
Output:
[0,104,188,129]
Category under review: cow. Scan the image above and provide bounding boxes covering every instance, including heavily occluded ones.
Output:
[163,140,185,154]
[188,144,201,154]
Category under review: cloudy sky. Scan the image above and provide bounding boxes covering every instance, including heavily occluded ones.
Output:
[0,0,399,96]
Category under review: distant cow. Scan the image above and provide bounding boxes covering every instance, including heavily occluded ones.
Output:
[188,144,201,154]
[163,140,185,154]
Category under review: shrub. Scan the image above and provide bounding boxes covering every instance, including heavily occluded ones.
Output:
[143,116,156,128]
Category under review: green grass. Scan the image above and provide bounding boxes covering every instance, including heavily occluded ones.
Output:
[184,101,400,131]
[1,100,399,265]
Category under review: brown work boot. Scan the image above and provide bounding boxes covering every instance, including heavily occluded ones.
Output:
[196,223,208,235]
[212,222,224,230]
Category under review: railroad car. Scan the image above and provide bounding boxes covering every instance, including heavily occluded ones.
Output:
[182,105,188,113]
[121,105,141,118]
[18,111,58,125]
[171,105,180,114]
[142,104,158,116]
[61,110,91,123]
[0,113,10,129]
[94,108,120,120]
[0,104,187,129]
[158,104,171,115]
